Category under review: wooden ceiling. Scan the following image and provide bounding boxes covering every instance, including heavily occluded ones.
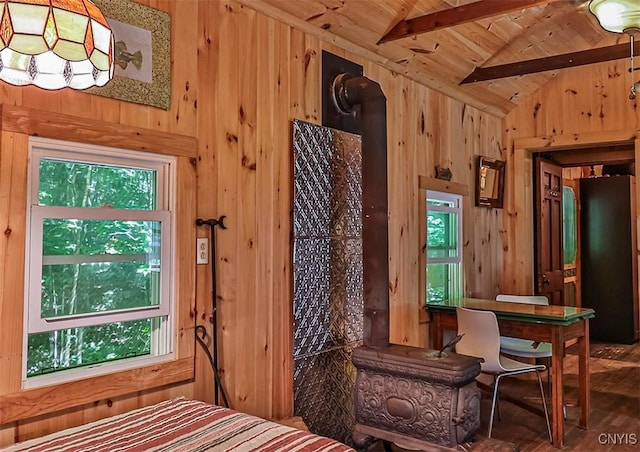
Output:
[238,0,631,117]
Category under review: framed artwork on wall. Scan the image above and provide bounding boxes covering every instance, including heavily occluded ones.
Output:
[87,0,171,110]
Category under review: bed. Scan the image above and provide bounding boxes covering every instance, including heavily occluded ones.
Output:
[1,397,355,451]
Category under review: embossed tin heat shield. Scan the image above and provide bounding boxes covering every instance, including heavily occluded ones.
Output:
[293,119,363,445]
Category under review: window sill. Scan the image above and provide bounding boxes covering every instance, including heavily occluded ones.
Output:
[0,357,194,424]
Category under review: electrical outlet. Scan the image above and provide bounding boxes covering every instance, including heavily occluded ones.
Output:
[196,238,209,264]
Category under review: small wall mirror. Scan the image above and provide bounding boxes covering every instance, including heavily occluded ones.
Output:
[476,156,505,208]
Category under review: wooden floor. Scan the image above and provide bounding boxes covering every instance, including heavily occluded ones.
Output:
[366,341,640,451]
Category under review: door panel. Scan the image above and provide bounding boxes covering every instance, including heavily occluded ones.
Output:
[562,179,581,307]
[535,158,564,305]
[580,176,637,343]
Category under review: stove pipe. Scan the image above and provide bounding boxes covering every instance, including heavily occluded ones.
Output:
[331,73,389,348]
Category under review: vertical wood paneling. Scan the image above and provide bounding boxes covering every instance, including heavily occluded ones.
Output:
[194,0,219,405]
[503,59,640,296]
[405,81,422,333]
[303,35,321,124]
[464,106,505,298]
[203,2,502,420]
[175,157,198,360]
[255,15,276,417]
[269,22,294,419]
[414,88,430,348]
[0,132,28,398]
[386,73,421,346]
[236,5,260,415]
[0,1,506,445]
[256,13,297,418]
[148,0,198,135]
[289,29,307,122]
[0,0,199,444]
[214,0,240,414]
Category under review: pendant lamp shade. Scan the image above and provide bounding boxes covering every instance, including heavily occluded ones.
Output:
[589,0,640,99]
[0,0,114,90]
[589,0,640,34]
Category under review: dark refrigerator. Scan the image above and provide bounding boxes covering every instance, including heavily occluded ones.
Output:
[580,175,638,344]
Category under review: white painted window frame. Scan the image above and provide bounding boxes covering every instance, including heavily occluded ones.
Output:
[23,137,176,389]
[426,190,463,299]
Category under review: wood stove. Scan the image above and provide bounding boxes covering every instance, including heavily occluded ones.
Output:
[330,73,481,450]
[352,345,481,449]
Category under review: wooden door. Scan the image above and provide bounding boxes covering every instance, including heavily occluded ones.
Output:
[535,157,564,305]
[562,178,581,307]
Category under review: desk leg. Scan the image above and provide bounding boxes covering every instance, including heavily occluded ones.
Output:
[578,320,590,429]
[551,327,564,448]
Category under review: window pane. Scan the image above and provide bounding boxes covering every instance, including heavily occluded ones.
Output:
[427,263,462,301]
[427,210,458,258]
[39,159,156,209]
[427,199,454,208]
[563,186,577,265]
[41,219,161,318]
[426,191,463,304]
[26,318,155,377]
[427,263,448,301]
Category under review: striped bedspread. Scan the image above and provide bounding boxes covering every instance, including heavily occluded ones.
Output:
[2,397,355,452]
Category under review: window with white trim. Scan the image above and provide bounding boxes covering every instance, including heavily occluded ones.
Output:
[23,137,175,388]
[426,190,463,301]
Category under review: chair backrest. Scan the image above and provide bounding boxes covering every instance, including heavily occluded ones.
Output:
[455,307,503,373]
[496,294,549,306]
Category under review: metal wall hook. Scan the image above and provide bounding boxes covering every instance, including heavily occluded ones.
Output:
[196,215,227,229]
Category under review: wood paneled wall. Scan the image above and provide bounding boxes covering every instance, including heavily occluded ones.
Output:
[0,1,198,446]
[0,0,504,446]
[503,61,640,295]
[194,1,504,421]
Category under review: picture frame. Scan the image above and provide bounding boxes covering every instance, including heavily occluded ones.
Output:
[86,0,171,110]
[475,156,505,208]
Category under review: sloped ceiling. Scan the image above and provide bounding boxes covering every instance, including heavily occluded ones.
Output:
[238,0,629,117]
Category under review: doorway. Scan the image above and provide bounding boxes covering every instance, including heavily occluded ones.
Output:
[532,145,638,343]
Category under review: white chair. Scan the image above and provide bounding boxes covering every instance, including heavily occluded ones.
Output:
[496,294,565,419]
[495,294,552,360]
[455,307,552,442]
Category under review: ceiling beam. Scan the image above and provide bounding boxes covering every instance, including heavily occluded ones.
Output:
[460,41,640,84]
[377,0,553,44]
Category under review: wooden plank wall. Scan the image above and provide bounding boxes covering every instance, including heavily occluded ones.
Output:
[0,0,504,446]
[503,60,640,295]
[202,1,504,419]
[0,0,198,446]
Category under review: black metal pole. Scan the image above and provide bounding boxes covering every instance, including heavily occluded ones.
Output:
[196,216,229,407]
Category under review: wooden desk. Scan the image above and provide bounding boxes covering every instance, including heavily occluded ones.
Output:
[425,298,595,448]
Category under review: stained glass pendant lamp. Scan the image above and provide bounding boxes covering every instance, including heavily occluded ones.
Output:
[589,0,640,99]
[0,0,114,90]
